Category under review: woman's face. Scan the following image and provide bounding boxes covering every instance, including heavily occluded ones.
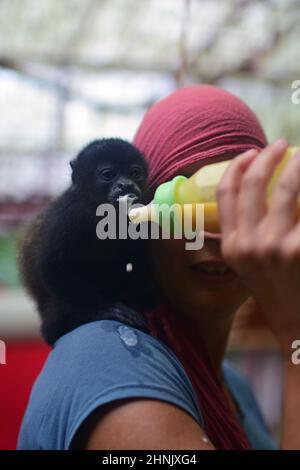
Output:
[150,155,250,322]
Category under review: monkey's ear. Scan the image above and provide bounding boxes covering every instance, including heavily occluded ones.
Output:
[70,159,76,171]
[70,158,79,186]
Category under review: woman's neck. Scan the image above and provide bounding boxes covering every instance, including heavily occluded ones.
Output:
[181,307,235,381]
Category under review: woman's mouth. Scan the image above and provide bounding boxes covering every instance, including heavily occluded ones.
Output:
[188,261,237,283]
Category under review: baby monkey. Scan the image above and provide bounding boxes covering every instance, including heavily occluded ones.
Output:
[19,138,157,345]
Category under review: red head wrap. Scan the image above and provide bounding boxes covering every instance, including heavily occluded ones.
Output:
[134,85,267,450]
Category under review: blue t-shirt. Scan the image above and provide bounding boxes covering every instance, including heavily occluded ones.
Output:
[17,319,277,450]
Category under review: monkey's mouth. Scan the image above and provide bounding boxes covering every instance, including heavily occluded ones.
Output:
[117,194,139,208]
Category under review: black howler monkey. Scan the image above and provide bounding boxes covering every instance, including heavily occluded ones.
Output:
[19,138,158,345]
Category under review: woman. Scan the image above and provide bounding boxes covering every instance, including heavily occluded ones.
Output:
[18,85,300,450]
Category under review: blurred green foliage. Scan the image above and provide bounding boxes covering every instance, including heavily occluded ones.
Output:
[0,232,20,287]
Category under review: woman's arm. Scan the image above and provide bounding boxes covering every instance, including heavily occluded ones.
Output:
[72,398,214,450]
[281,360,300,449]
[216,139,300,449]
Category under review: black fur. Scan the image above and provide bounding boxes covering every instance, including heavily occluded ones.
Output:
[19,138,158,345]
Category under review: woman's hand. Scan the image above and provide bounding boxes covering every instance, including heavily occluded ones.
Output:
[217,138,300,356]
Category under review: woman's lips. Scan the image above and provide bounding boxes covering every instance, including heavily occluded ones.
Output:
[188,261,237,283]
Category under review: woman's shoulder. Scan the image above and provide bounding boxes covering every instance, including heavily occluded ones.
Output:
[18,317,203,449]
[52,317,193,383]
[51,318,202,415]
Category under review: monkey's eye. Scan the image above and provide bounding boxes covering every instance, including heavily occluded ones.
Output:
[130,166,144,181]
[98,168,117,182]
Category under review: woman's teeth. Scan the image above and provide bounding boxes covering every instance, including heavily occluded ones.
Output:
[190,262,233,275]
[189,261,236,283]
[199,265,229,274]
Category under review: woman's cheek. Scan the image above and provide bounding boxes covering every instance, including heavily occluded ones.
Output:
[149,237,248,313]
[151,237,183,269]
[150,238,195,300]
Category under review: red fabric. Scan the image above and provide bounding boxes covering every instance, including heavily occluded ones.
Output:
[0,340,50,449]
[135,85,267,197]
[134,85,268,450]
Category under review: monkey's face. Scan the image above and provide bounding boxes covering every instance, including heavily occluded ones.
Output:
[96,161,146,206]
[70,138,148,207]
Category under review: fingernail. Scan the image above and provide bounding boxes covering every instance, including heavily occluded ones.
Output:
[243,149,257,156]
[274,138,287,148]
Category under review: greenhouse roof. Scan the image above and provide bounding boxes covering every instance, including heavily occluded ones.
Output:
[0,0,300,201]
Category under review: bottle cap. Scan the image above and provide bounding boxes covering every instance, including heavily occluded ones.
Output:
[154,175,187,206]
[153,176,187,231]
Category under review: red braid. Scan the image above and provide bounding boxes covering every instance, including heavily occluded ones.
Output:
[145,304,250,449]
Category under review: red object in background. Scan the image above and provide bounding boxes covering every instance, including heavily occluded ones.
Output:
[0,340,50,450]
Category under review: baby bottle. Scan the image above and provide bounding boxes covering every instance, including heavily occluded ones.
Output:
[129,146,300,233]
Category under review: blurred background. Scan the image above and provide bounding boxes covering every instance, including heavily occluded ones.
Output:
[1,0,300,449]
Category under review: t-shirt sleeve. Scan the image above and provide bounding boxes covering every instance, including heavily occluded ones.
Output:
[20,320,203,450]
[223,360,278,450]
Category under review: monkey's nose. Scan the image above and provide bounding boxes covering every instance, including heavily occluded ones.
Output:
[117,184,140,197]
[117,181,135,191]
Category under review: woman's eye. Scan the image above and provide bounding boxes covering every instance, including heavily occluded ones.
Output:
[99,169,117,181]
[131,167,144,181]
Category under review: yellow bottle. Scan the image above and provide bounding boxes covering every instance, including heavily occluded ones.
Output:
[129,146,300,233]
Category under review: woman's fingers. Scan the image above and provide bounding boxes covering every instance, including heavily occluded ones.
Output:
[268,148,300,236]
[236,139,288,233]
[216,140,300,349]
[216,148,258,237]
